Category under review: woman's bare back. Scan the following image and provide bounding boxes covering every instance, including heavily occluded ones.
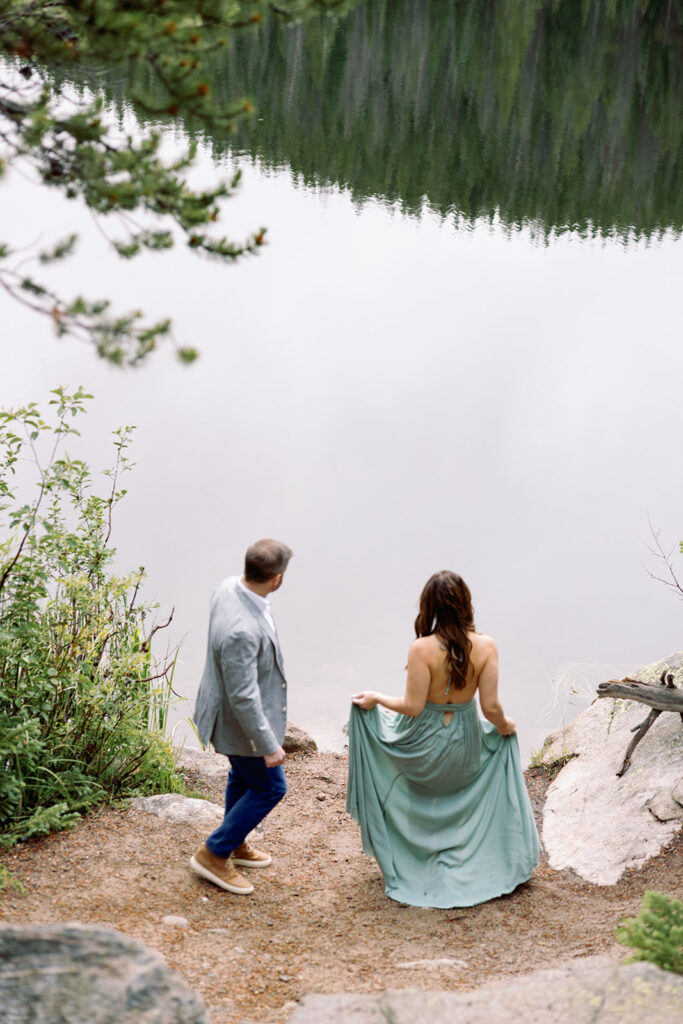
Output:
[420,631,495,705]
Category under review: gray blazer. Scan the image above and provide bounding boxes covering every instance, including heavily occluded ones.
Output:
[193,576,287,757]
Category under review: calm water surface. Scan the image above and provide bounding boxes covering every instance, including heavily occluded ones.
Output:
[2,0,682,759]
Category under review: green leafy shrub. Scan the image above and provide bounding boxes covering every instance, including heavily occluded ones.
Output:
[0,388,184,848]
[616,890,683,975]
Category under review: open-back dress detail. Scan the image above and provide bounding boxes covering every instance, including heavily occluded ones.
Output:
[346,700,541,908]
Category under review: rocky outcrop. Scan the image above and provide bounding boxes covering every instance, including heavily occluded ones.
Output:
[541,654,683,885]
[289,958,683,1023]
[0,923,210,1024]
[633,652,683,685]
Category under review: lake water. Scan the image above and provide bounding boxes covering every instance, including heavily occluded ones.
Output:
[2,0,682,760]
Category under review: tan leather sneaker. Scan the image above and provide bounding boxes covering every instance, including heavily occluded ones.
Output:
[231,840,272,868]
[190,843,254,894]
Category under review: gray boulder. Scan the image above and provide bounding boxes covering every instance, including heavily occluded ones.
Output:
[130,793,223,829]
[175,746,228,783]
[0,923,210,1024]
[289,958,683,1023]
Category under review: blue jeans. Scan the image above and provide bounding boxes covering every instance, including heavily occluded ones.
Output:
[206,755,287,858]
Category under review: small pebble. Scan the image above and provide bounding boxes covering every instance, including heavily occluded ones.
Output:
[316,793,326,801]
[161,915,190,929]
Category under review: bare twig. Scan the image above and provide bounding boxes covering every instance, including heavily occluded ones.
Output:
[643,514,683,599]
[139,608,175,653]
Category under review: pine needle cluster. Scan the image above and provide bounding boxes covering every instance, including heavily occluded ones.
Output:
[0,1,354,364]
[616,890,683,976]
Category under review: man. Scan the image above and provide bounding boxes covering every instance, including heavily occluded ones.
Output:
[190,538,293,895]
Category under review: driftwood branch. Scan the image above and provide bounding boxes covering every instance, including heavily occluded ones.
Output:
[596,672,683,776]
[596,678,683,712]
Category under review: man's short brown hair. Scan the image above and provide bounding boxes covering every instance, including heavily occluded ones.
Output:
[244,539,293,583]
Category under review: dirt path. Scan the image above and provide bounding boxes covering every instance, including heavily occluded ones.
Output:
[1,752,681,1024]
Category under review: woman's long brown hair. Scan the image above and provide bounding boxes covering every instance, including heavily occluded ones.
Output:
[414,571,475,689]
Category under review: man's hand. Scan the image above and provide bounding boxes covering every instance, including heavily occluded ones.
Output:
[264,746,286,767]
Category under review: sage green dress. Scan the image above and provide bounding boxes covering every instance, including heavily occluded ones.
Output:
[346,700,540,908]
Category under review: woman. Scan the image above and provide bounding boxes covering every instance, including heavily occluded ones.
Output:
[346,570,540,908]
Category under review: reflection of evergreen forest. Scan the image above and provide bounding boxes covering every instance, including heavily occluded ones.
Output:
[205,0,682,238]
[126,0,681,237]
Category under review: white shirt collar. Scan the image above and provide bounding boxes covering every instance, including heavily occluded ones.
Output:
[238,579,277,635]
[238,578,270,612]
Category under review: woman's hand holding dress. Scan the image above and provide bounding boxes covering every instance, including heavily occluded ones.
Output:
[352,692,379,710]
[497,717,517,735]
